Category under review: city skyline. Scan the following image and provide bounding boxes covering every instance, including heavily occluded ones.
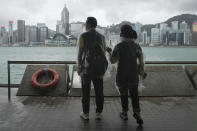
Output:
[0,0,197,30]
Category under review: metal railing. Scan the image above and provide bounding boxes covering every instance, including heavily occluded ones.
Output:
[6,60,197,101]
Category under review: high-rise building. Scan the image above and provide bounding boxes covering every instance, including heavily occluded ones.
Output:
[151,28,160,45]
[39,27,48,42]
[13,30,18,43]
[160,23,168,44]
[25,25,31,44]
[192,22,197,45]
[30,26,38,42]
[134,22,142,43]
[142,30,148,45]
[179,21,191,45]
[2,31,8,44]
[37,23,46,28]
[1,26,6,37]
[37,23,48,42]
[8,21,14,44]
[61,4,69,35]
[167,30,190,46]
[17,20,25,42]
[171,21,179,30]
[56,20,64,34]
[180,21,188,30]
[70,23,84,38]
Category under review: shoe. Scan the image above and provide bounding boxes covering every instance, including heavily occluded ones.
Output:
[80,112,89,120]
[95,112,102,120]
[133,112,143,125]
[120,112,128,120]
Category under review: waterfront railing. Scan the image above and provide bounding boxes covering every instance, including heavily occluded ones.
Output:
[4,60,197,100]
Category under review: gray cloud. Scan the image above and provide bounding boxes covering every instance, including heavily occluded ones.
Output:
[0,0,197,30]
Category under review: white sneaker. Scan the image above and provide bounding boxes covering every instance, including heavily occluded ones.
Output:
[95,112,102,120]
[80,112,89,120]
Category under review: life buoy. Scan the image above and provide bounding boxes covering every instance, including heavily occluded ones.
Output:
[32,68,59,89]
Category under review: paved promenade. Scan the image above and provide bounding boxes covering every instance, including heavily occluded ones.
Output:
[0,89,197,131]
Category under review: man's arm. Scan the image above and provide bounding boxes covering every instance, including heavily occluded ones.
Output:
[138,52,145,74]
[137,46,147,79]
[77,35,84,74]
[106,46,118,64]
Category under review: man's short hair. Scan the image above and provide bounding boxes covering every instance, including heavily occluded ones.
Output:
[86,17,97,28]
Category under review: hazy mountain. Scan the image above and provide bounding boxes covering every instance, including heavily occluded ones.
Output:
[108,14,197,36]
[108,21,135,34]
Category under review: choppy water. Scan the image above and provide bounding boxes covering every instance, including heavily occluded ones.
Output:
[0,46,197,84]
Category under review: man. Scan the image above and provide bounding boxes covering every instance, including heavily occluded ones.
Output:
[106,25,145,125]
[78,17,107,120]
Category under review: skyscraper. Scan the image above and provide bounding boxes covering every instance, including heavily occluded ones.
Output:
[160,23,168,44]
[151,28,160,45]
[37,23,46,28]
[134,22,142,43]
[180,21,188,30]
[70,22,84,38]
[25,25,31,44]
[142,30,148,45]
[192,22,197,45]
[1,26,6,37]
[30,26,38,42]
[56,20,64,34]
[8,21,14,44]
[61,4,69,35]
[37,23,48,42]
[171,21,179,30]
[39,27,48,42]
[17,20,25,42]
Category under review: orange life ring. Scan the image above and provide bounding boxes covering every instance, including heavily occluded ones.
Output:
[32,68,59,89]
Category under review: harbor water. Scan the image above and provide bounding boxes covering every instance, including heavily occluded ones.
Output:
[0,46,197,84]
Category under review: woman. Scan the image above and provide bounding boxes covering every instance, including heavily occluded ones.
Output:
[106,25,146,125]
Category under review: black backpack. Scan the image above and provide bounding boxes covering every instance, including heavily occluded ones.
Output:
[83,32,108,77]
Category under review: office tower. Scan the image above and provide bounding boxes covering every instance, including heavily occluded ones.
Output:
[30,26,38,42]
[134,22,142,43]
[180,21,188,30]
[36,23,48,42]
[160,23,168,44]
[13,30,18,43]
[37,23,46,28]
[61,4,69,35]
[8,21,14,44]
[1,26,6,37]
[142,30,148,45]
[39,27,48,42]
[192,22,197,45]
[70,23,84,38]
[17,20,25,42]
[179,21,191,45]
[25,25,31,44]
[171,21,179,30]
[56,20,64,34]
[151,28,160,45]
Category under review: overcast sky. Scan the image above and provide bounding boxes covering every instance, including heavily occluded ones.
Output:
[0,0,197,30]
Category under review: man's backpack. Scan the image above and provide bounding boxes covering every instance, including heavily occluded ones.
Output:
[83,32,108,77]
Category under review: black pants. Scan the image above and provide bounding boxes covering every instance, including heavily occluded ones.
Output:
[119,83,140,113]
[81,75,104,114]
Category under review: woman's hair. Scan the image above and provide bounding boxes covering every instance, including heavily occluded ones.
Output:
[120,24,138,39]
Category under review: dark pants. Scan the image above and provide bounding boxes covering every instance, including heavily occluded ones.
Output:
[81,75,104,114]
[119,83,141,113]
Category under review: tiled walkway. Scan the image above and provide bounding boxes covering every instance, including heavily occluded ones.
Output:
[0,89,197,131]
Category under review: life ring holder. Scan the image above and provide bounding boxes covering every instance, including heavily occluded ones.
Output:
[32,68,60,89]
